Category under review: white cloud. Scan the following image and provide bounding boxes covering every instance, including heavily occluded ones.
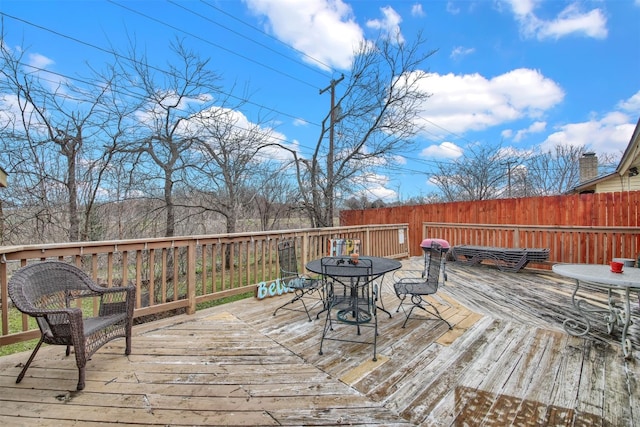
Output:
[28,53,54,69]
[506,0,536,16]
[368,185,397,202]
[22,52,68,90]
[541,112,635,157]
[243,0,364,70]
[366,6,404,43]
[339,172,397,202]
[420,141,464,159]
[540,92,639,157]
[617,90,640,113]
[446,1,460,15]
[357,173,398,201]
[512,120,547,142]
[538,5,608,40]
[450,46,475,59]
[263,137,306,162]
[504,0,608,40]
[413,68,564,136]
[411,4,425,17]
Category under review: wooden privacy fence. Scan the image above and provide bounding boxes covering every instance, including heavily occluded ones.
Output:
[340,191,640,261]
[0,224,409,347]
[423,222,640,268]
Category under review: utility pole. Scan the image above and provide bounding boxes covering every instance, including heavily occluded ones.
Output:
[502,160,517,198]
[319,74,344,226]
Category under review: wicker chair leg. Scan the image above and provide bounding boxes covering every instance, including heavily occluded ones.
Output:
[77,366,86,391]
[16,336,44,384]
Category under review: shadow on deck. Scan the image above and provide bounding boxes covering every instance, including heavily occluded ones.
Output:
[1,258,639,426]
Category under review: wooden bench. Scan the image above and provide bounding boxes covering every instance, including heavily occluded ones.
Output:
[451,245,550,272]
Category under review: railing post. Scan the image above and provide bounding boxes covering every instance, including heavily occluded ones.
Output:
[364,227,371,256]
[0,261,7,336]
[187,240,197,315]
[301,232,309,266]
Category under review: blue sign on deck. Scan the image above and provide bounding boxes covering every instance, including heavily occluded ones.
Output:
[256,278,293,299]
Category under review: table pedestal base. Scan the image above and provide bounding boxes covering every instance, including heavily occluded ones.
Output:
[564,280,634,358]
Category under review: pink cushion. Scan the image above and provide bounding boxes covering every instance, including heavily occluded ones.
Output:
[420,238,450,249]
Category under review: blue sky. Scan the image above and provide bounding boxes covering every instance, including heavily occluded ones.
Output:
[1,0,639,201]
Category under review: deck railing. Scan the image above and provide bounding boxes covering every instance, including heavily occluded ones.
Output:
[423,222,640,267]
[0,224,409,347]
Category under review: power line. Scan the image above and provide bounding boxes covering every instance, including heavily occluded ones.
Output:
[0,11,322,128]
[180,0,334,77]
[107,0,322,90]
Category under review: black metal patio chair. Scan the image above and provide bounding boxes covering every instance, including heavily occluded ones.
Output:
[319,256,379,361]
[272,239,323,321]
[393,242,452,329]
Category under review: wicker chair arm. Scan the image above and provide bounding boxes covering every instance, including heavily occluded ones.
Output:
[20,305,82,318]
[64,284,135,302]
[84,282,135,295]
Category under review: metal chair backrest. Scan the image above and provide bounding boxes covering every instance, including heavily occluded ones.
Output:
[278,239,300,281]
[425,242,444,288]
[320,256,373,281]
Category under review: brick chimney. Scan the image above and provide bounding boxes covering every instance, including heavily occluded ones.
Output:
[579,152,598,182]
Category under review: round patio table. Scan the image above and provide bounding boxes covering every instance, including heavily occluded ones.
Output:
[552,263,640,358]
[308,256,401,361]
[306,256,402,319]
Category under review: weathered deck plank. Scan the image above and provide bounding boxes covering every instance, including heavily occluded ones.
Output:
[1,258,639,426]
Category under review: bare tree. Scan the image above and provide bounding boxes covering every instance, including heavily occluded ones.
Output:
[0,38,117,243]
[283,34,436,227]
[188,105,281,235]
[521,144,620,196]
[521,145,584,196]
[431,144,521,201]
[251,165,299,231]
[112,39,222,238]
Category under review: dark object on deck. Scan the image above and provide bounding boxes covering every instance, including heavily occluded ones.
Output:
[272,239,323,321]
[451,245,550,272]
[8,261,135,390]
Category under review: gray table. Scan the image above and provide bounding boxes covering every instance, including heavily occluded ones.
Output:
[306,256,401,318]
[552,263,640,358]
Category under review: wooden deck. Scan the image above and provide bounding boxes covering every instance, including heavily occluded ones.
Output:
[1,258,639,426]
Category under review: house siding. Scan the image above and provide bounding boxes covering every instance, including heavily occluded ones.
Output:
[593,161,640,193]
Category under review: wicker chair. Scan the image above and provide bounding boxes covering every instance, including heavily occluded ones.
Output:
[8,261,136,390]
[393,242,452,329]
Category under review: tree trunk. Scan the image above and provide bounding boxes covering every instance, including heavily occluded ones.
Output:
[164,174,175,237]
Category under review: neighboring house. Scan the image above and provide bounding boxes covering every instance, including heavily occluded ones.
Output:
[571,117,640,194]
[0,166,6,188]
